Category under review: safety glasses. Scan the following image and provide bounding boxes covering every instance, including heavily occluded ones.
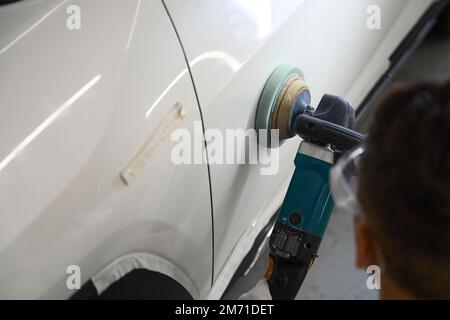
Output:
[330,146,365,217]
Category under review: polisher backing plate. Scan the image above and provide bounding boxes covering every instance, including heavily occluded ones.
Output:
[255,65,309,146]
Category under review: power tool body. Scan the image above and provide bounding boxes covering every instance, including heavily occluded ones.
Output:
[255,65,365,299]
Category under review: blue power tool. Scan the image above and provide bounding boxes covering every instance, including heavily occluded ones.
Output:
[255,65,365,300]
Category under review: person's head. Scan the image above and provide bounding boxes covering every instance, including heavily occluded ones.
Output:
[355,80,450,299]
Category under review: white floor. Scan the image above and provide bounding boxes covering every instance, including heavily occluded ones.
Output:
[224,36,450,300]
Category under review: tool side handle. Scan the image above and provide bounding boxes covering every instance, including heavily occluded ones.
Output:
[294,114,365,151]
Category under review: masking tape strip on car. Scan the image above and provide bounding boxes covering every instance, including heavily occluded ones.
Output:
[91,252,199,299]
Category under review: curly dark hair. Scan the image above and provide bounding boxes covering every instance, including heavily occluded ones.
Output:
[358,80,450,299]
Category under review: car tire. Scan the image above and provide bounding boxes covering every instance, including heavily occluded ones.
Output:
[71,269,193,300]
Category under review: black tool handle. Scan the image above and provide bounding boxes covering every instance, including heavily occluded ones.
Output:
[294,114,365,151]
[267,225,322,300]
[267,255,312,300]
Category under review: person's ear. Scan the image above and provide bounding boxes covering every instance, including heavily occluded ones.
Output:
[354,215,378,269]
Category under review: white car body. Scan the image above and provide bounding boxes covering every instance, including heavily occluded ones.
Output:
[0,0,433,299]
